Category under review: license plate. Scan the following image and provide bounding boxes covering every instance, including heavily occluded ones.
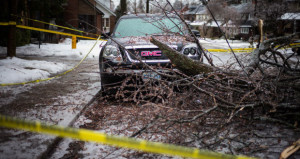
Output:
[142,72,161,81]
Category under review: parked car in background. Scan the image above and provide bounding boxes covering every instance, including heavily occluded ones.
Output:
[99,14,203,90]
[191,30,201,38]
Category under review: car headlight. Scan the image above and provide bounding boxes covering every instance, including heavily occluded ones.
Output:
[103,45,123,62]
[182,44,198,56]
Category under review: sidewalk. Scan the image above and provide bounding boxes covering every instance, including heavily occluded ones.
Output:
[0,57,100,159]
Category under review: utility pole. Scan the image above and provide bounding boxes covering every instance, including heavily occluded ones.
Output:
[146,0,149,13]
[7,0,17,57]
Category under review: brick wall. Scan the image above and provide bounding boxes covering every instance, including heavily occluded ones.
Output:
[96,13,102,35]
[78,0,96,15]
[64,0,114,35]
[64,0,79,28]
[109,15,116,33]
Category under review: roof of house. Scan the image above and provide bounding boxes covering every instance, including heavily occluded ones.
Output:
[95,0,116,18]
[281,13,300,20]
[190,20,224,27]
[184,5,206,15]
[229,2,253,14]
[185,2,254,16]
[83,0,104,15]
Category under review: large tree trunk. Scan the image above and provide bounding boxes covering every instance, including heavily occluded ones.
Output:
[7,0,17,57]
[146,0,149,13]
[150,37,215,76]
[120,0,127,15]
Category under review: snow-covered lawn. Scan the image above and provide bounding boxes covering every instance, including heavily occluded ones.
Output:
[0,39,105,84]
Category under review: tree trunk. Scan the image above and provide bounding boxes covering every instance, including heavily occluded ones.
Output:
[7,0,17,57]
[120,0,127,15]
[150,37,214,76]
[146,0,149,13]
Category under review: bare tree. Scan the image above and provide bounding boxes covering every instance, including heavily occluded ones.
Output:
[132,0,137,14]
[172,0,184,11]
[7,0,17,57]
[254,0,289,36]
[137,0,145,13]
[207,0,228,20]
[120,0,127,15]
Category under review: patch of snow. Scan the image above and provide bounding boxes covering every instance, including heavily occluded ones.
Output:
[0,57,69,84]
[0,39,105,85]
[281,13,300,20]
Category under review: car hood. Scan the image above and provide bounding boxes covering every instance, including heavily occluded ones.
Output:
[110,35,192,47]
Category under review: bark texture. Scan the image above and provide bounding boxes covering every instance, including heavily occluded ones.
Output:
[150,37,215,76]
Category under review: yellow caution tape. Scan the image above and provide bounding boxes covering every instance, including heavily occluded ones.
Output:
[0,115,258,159]
[1,21,299,53]
[11,14,99,37]
[290,43,300,47]
[0,36,101,86]
[205,48,254,53]
[206,43,300,53]
[0,21,16,25]
[0,22,101,40]
[16,25,97,40]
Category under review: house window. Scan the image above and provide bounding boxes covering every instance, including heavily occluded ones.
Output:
[241,28,249,34]
[196,15,200,21]
[229,28,238,35]
[234,29,238,34]
[102,18,110,33]
[242,13,250,20]
[248,14,252,20]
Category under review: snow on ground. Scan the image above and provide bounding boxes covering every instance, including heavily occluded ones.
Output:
[0,39,102,158]
[0,38,251,85]
[0,57,69,84]
[199,38,254,49]
[0,38,105,84]
[199,38,253,68]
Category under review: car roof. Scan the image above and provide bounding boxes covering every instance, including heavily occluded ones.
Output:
[119,14,179,20]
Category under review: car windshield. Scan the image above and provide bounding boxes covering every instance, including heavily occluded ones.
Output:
[113,16,184,38]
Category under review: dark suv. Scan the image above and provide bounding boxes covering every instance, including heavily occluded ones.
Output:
[99,14,202,89]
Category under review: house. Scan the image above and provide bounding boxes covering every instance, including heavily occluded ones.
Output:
[184,0,300,39]
[280,13,300,34]
[229,1,254,39]
[64,0,116,36]
[184,5,207,23]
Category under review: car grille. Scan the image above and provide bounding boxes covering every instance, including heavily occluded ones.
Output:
[126,48,174,61]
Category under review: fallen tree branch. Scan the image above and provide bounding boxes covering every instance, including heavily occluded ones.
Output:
[246,32,300,75]
[150,36,215,76]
